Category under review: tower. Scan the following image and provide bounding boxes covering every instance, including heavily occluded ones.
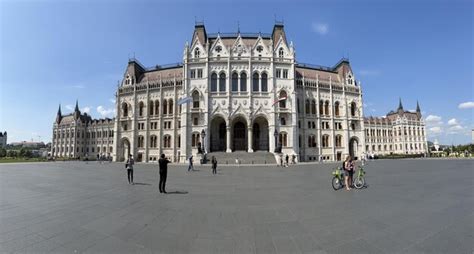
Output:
[56,104,62,124]
[397,98,404,114]
[416,100,421,119]
[73,100,81,120]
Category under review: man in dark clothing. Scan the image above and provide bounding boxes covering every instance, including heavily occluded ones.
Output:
[126,154,134,184]
[158,154,170,193]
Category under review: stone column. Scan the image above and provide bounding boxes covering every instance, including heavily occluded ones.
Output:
[248,126,253,153]
[226,125,232,153]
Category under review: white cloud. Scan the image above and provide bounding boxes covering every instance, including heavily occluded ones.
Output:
[425,115,442,125]
[447,125,464,134]
[109,98,116,104]
[458,101,474,109]
[97,106,116,118]
[429,126,443,134]
[70,85,85,89]
[312,22,328,35]
[81,107,91,114]
[447,118,458,126]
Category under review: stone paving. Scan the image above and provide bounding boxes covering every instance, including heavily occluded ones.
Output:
[0,159,473,254]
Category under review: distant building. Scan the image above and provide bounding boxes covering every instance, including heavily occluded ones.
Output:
[364,99,428,156]
[10,141,45,149]
[0,131,7,147]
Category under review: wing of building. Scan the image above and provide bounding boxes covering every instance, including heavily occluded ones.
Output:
[51,22,428,162]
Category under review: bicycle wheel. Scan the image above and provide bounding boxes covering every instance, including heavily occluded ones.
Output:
[353,176,365,189]
[332,176,342,190]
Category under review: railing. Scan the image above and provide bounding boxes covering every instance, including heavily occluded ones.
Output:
[207,32,272,38]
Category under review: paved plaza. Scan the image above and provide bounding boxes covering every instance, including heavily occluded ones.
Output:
[0,159,473,253]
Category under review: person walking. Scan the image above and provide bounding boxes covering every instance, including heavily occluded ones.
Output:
[188,155,194,171]
[158,154,170,193]
[211,156,217,175]
[125,154,134,185]
[285,154,289,167]
[343,156,353,191]
[280,155,284,167]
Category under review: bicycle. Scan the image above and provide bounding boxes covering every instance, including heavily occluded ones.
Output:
[331,166,366,190]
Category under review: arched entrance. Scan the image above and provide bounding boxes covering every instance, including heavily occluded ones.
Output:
[118,138,130,162]
[232,120,247,151]
[252,116,269,151]
[210,116,226,152]
[349,137,359,160]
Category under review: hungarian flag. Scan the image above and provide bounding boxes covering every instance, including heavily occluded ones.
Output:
[272,95,288,106]
[177,97,193,105]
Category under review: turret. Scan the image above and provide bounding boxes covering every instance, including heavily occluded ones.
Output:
[272,21,287,48]
[56,104,62,124]
[416,100,422,119]
[73,100,81,120]
[397,98,404,114]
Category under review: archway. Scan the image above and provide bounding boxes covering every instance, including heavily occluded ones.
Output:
[118,138,130,162]
[349,137,359,160]
[232,120,247,151]
[210,116,226,152]
[252,116,269,151]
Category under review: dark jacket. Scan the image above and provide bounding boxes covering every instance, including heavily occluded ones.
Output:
[159,158,170,173]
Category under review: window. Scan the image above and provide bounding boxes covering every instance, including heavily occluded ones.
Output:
[123,123,128,131]
[219,73,226,92]
[252,73,259,92]
[155,100,159,116]
[297,99,301,113]
[164,135,172,148]
[311,100,316,115]
[278,47,284,58]
[335,122,342,130]
[138,136,144,148]
[334,101,340,116]
[322,135,330,148]
[308,135,316,148]
[163,100,168,115]
[197,69,203,78]
[283,69,288,79]
[350,102,357,117]
[279,90,287,108]
[192,133,200,147]
[215,45,222,53]
[305,100,310,115]
[194,48,200,58]
[149,101,154,116]
[240,72,247,91]
[279,132,288,147]
[193,117,198,125]
[150,136,157,148]
[122,103,128,117]
[211,73,217,92]
[192,91,200,108]
[256,45,263,53]
[276,69,281,78]
[335,135,342,148]
[168,99,173,114]
[324,101,330,115]
[261,73,268,92]
[319,100,324,116]
[138,102,144,117]
[177,135,181,148]
[280,117,286,125]
[190,69,196,79]
[232,72,238,92]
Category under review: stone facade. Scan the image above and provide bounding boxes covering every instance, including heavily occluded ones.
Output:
[0,131,6,147]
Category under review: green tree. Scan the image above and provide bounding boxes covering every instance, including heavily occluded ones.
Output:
[0,148,6,157]
[7,150,17,157]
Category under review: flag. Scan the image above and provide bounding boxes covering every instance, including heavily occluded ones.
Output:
[272,95,288,106]
[177,97,193,105]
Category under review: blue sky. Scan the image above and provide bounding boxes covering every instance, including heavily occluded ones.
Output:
[0,0,472,145]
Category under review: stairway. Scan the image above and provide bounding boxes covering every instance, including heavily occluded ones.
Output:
[205,151,276,165]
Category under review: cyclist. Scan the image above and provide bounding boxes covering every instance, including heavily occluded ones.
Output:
[343,156,354,190]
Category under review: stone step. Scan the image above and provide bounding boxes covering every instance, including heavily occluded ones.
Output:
[205,151,277,165]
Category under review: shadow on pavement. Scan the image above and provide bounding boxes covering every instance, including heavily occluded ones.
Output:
[134,182,152,186]
[166,191,188,194]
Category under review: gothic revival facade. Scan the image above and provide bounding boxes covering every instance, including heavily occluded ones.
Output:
[51,22,427,162]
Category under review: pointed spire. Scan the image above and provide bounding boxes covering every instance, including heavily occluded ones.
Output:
[416,100,421,112]
[398,97,404,111]
[237,21,240,34]
[57,104,62,116]
[74,99,79,112]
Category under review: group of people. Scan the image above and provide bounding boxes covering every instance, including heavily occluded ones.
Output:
[279,154,297,167]
[125,153,170,193]
[343,155,356,191]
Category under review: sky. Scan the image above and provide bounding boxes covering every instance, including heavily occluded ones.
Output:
[0,0,472,145]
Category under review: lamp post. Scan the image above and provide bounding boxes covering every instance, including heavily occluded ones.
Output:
[201,129,206,154]
[274,129,278,153]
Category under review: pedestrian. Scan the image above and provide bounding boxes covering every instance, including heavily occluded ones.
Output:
[125,154,134,185]
[285,154,289,167]
[292,154,296,164]
[158,154,170,193]
[188,155,194,171]
[343,156,353,191]
[280,155,284,167]
[211,156,217,175]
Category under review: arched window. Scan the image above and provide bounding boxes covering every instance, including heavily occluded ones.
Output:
[231,72,238,92]
[149,101,154,116]
[138,102,144,117]
[219,73,226,92]
[311,100,316,115]
[192,91,200,108]
[278,47,284,58]
[322,135,330,148]
[308,135,316,148]
[211,73,217,92]
[252,73,259,92]
[305,100,310,115]
[138,135,144,148]
[279,132,288,147]
[261,73,268,92]
[191,132,200,147]
[194,48,200,58]
[155,100,159,116]
[335,135,342,147]
[122,103,128,117]
[334,101,340,116]
[279,90,287,108]
[324,101,330,115]
[169,99,173,114]
[150,135,157,148]
[163,135,172,148]
[351,102,357,117]
[240,72,247,91]
[319,100,323,116]
[177,135,181,148]
[163,100,168,115]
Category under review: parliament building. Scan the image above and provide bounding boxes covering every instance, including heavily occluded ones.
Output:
[51,22,428,162]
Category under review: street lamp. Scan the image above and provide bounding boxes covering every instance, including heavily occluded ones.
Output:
[201,129,206,154]
[274,129,279,153]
